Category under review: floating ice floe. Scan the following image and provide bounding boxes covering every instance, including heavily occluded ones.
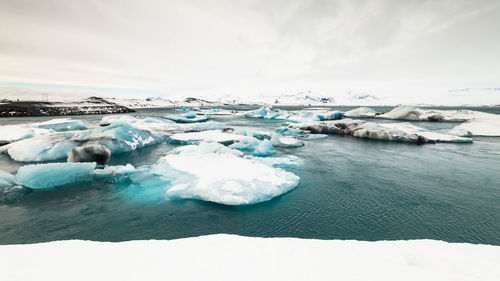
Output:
[245,106,343,123]
[14,162,97,189]
[169,130,250,145]
[0,170,15,187]
[129,142,300,205]
[93,164,136,184]
[0,118,87,145]
[165,112,210,123]
[290,119,472,144]
[270,134,305,148]
[344,107,378,118]
[0,122,165,162]
[229,138,275,156]
[449,111,500,136]
[375,106,470,122]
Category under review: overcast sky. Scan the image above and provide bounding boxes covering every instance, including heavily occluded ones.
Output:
[0,0,499,98]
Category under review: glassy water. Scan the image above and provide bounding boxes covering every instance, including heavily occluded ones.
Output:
[1,106,499,245]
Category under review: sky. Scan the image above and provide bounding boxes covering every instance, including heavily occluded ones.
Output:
[0,0,499,99]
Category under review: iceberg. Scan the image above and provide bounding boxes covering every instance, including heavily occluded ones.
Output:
[0,118,87,145]
[169,130,250,145]
[270,134,305,148]
[344,107,377,118]
[93,164,136,184]
[129,142,300,205]
[449,111,500,136]
[1,122,165,162]
[0,170,15,187]
[229,138,275,156]
[290,119,472,144]
[245,106,343,123]
[376,106,469,122]
[14,162,97,189]
[98,115,140,126]
[165,112,210,123]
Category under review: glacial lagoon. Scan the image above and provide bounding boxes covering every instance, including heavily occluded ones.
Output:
[1,106,499,245]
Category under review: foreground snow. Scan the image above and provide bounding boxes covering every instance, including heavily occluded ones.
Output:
[1,234,499,281]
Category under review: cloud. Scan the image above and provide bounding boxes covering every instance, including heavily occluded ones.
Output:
[0,0,499,98]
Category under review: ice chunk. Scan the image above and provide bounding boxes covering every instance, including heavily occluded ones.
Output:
[15,162,97,189]
[35,118,88,131]
[68,145,111,165]
[93,164,136,184]
[99,115,139,126]
[0,170,15,187]
[270,134,305,148]
[449,111,500,136]
[130,142,299,205]
[376,106,470,122]
[169,130,249,145]
[344,107,377,118]
[229,138,275,156]
[246,107,343,123]
[1,122,165,162]
[0,119,88,145]
[275,127,308,136]
[300,134,328,140]
[165,112,209,123]
[291,119,472,144]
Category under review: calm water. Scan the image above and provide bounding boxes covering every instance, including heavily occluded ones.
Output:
[1,106,500,245]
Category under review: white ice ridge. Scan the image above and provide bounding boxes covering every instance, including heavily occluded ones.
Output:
[0,118,87,144]
[449,111,500,136]
[344,107,378,118]
[375,105,473,122]
[245,106,344,122]
[1,234,499,281]
[290,119,472,144]
[131,142,300,205]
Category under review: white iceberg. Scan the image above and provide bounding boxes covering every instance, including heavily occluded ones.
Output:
[245,106,343,123]
[376,106,471,122]
[270,134,305,148]
[165,112,210,123]
[130,142,300,205]
[229,138,275,156]
[0,118,87,145]
[291,119,472,144]
[14,162,97,189]
[344,107,377,118]
[169,130,250,145]
[449,111,500,136]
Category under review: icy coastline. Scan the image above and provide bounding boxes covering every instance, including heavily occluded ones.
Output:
[1,234,499,281]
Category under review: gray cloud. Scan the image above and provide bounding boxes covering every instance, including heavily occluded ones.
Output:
[0,0,498,97]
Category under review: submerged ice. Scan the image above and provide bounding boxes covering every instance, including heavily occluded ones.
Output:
[15,162,97,189]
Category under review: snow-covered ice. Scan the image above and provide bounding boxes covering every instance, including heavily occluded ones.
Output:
[449,111,500,136]
[165,112,210,123]
[169,130,250,145]
[270,134,305,148]
[1,234,499,281]
[0,122,165,162]
[14,162,97,189]
[130,142,299,205]
[229,138,275,156]
[0,118,87,144]
[291,119,472,144]
[245,106,343,123]
[344,107,378,118]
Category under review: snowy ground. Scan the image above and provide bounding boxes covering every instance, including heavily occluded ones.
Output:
[1,234,499,281]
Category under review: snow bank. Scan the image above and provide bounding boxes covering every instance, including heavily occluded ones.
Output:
[130,142,299,205]
[1,234,499,281]
[14,162,96,189]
